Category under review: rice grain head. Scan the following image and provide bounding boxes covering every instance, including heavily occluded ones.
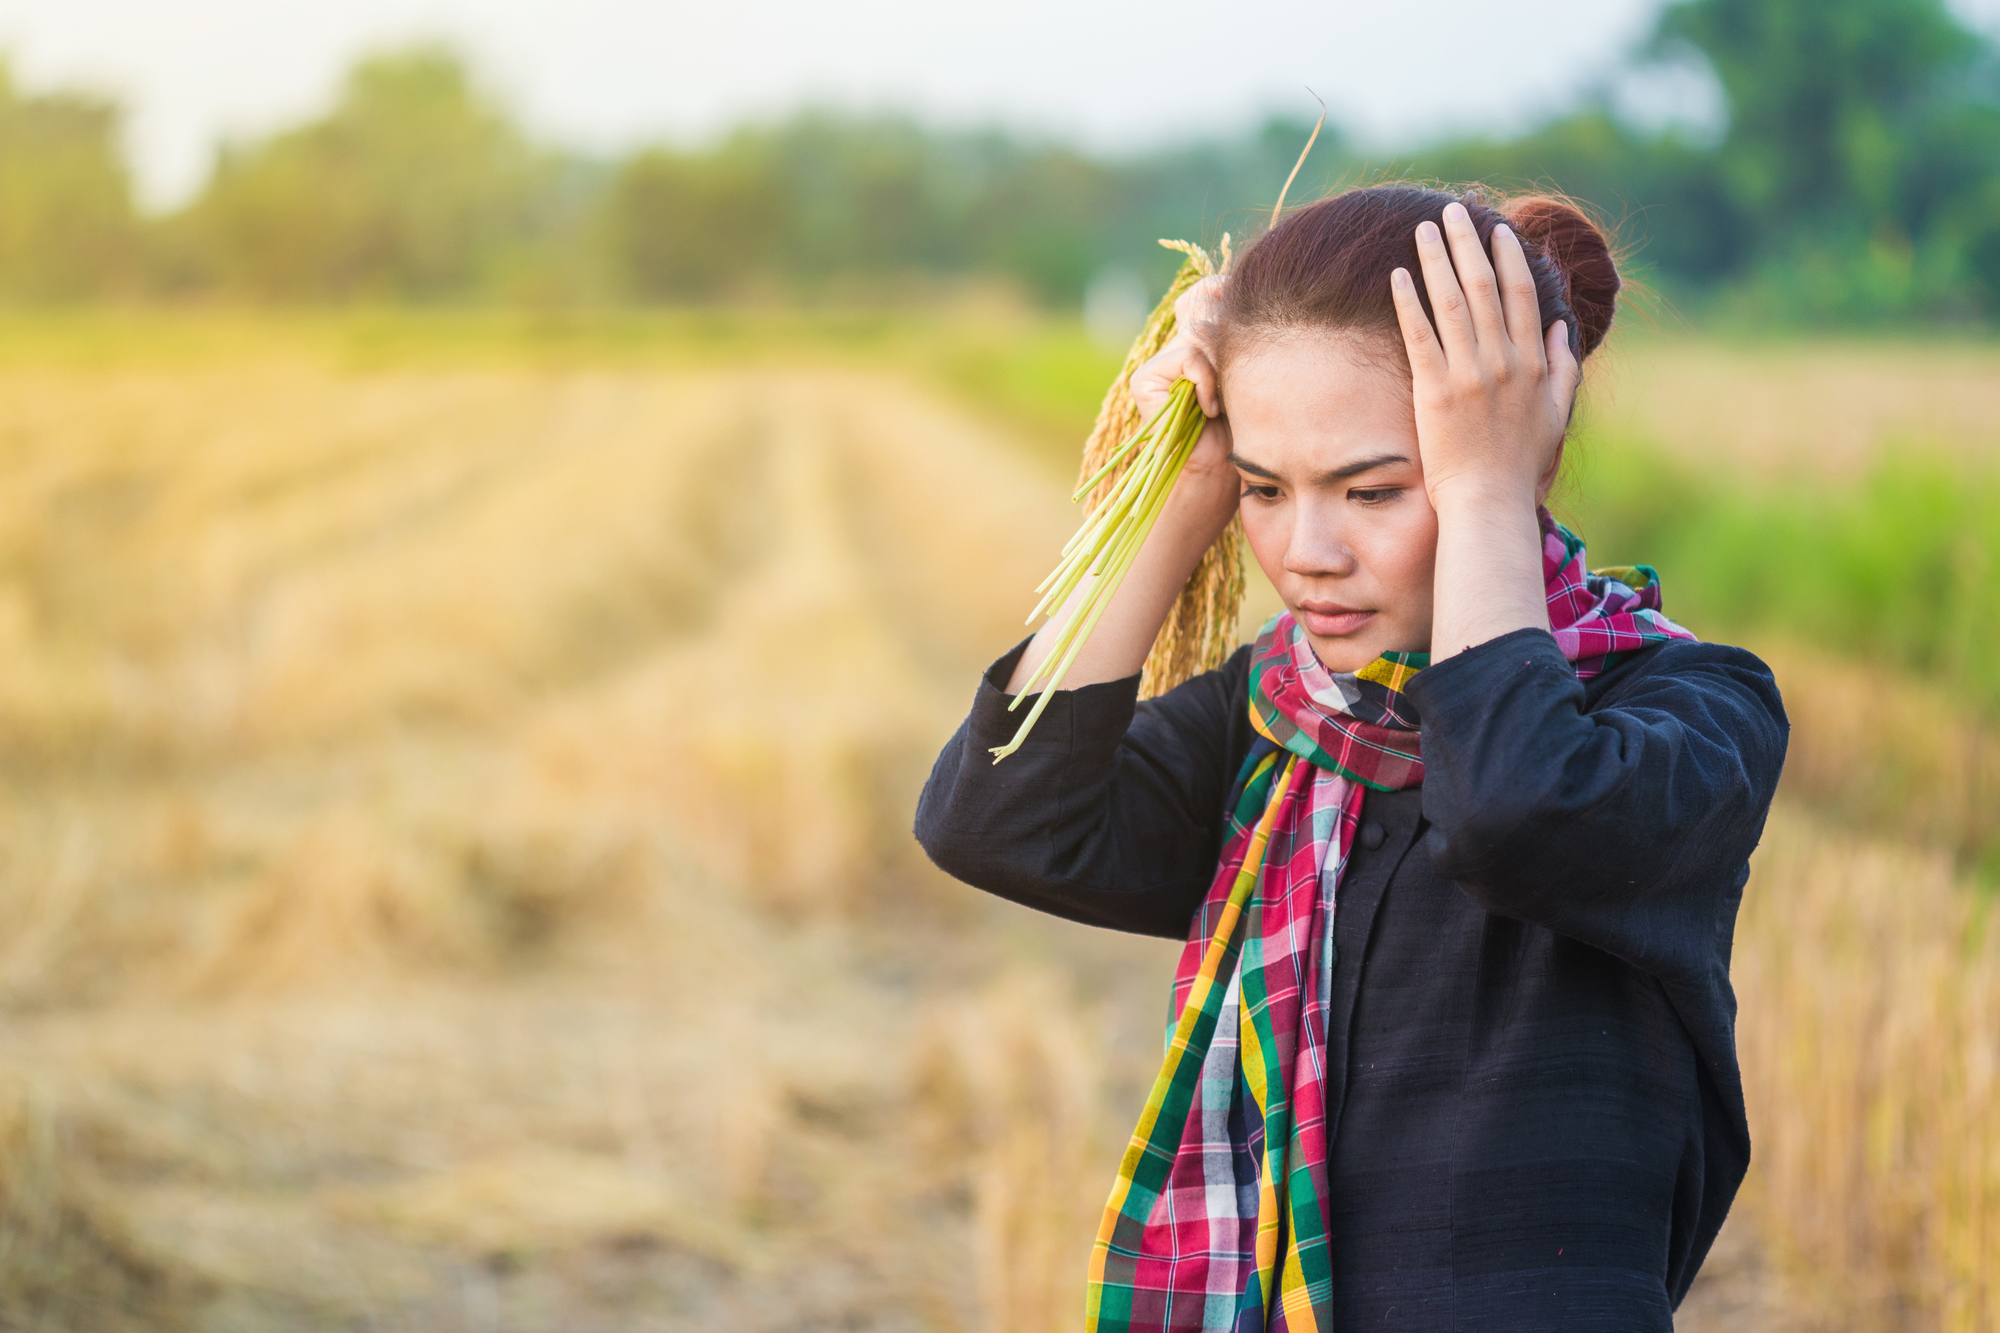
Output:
[1076,239,1245,701]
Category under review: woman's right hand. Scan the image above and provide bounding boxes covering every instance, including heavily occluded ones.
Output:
[1128,275,1239,545]
[1005,276,1237,695]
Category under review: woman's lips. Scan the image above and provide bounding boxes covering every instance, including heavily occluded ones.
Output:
[1297,601,1376,637]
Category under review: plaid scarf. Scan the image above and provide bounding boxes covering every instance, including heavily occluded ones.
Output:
[1085,512,1695,1333]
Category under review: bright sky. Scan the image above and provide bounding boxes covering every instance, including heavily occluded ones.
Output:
[3,0,1999,209]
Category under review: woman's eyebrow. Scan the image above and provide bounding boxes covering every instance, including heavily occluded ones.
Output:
[1228,450,1410,483]
[1316,451,1411,483]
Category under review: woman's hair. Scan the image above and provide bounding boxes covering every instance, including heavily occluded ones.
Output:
[1218,184,1620,368]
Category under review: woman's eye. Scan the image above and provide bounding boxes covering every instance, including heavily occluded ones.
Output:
[1240,483,1281,502]
[1349,487,1400,505]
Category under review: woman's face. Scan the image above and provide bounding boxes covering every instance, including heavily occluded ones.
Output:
[1223,330,1437,673]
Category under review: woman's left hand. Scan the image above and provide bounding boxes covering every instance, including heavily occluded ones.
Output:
[1389,201,1581,510]
[1389,200,1583,661]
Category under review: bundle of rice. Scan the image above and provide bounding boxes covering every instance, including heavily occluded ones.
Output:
[990,237,1246,762]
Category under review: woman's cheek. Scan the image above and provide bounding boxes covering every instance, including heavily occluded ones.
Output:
[1389,502,1442,643]
[1238,501,1290,589]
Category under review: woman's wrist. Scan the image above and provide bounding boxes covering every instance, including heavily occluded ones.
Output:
[1426,469,1540,518]
[1157,483,1237,564]
[1428,475,1548,662]
[1005,484,1233,696]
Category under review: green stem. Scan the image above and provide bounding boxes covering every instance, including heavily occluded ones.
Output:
[994,378,1212,759]
[1071,380,1193,503]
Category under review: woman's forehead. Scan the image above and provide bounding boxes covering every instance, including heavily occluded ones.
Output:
[1224,334,1418,477]
[1223,331,1408,407]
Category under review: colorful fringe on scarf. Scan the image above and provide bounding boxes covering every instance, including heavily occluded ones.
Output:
[1084,512,1697,1333]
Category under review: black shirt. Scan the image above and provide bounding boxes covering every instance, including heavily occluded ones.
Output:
[915,627,1787,1330]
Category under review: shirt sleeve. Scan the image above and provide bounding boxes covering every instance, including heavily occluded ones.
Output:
[1405,628,1789,982]
[912,639,1253,939]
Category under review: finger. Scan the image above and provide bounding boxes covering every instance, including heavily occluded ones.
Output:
[1440,201,1507,348]
[1125,338,1175,396]
[1544,320,1582,410]
[1491,223,1544,352]
[1390,267,1449,383]
[1184,347,1221,416]
[1173,275,1226,347]
[1176,273,1225,315]
[1194,413,1233,465]
[1413,218,1474,360]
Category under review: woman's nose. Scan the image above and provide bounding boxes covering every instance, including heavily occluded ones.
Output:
[1284,500,1356,578]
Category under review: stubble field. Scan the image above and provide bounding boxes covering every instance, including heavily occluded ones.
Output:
[0,312,1993,1331]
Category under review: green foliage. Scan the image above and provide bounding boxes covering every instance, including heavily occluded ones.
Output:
[595,111,1347,304]
[0,61,138,301]
[605,145,782,299]
[6,8,2000,323]
[1648,0,2000,316]
[1408,111,1752,289]
[167,47,552,300]
[1654,0,1980,224]
[1569,431,2000,709]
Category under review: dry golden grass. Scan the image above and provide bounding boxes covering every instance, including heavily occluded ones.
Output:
[1762,642,2000,868]
[1733,806,2000,1330]
[0,328,1994,1329]
[0,354,1188,1329]
[1583,336,2000,476]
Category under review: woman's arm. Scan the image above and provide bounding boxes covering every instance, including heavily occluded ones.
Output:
[923,276,1255,936]
[1387,202,1582,660]
[1406,631,1788,980]
[917,640,1254,937]
[1005,277,1241,695]
[1386,204,1791,974]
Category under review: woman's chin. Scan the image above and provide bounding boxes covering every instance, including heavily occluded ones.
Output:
[1301,625,1427,674]
[1302,632,1377,674]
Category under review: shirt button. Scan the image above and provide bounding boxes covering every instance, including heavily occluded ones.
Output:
[1360,821,1386,851]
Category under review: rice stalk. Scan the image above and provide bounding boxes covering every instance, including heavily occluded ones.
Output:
[990,239,1245,761]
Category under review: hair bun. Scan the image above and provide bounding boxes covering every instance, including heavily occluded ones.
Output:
[1503,196,1619,357]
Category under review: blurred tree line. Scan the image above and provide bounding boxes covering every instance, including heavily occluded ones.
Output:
[5,0,2000,321]
[0,62,141,300]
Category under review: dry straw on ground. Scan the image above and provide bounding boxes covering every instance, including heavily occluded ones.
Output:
[0,355,1175,1330]
[1734,805,2000,1330]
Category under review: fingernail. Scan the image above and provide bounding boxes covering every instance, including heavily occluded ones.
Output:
[1392,268,1412,289]
[1417,222,1439,243]
[1494,223,1512,239]
[1444,202,1467,224]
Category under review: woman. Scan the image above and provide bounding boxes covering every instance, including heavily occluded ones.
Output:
[915,186,1787,1331]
